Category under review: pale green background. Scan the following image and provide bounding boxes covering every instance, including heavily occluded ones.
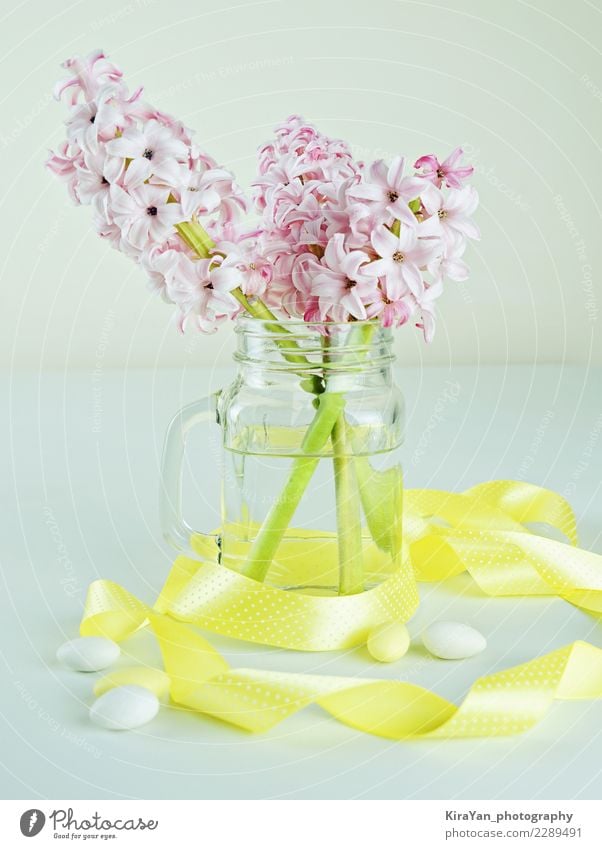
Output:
[1,0,600,368]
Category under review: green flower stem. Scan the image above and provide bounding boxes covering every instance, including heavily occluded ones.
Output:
[238,391,346,581]
[331,414,365,595]
[322,332,368,595]
[176,220,215,258]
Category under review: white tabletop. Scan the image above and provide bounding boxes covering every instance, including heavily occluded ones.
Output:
[2,364,601,800]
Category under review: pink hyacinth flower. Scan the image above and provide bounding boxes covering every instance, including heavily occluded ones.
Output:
[413,275,444,343]
[422,185,480,242]
[428,231,469,283]
[414,147,474,190]
[53,49,124,105]
[366,289,413,329]
[366,225,440,299]
[347,156,424,227]
[209,242,273,298]
[312,234,377,322]
[177,168,247,222]
[109,184,186,251]
[75,148,123,220]
[106,119,188,188]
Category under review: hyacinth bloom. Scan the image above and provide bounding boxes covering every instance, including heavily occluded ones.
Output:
[66,87,127,151]
[167,253,239,333]
[109,184,186,251]
[47,51,479,341]
[106,119,188,188]
[366,288,412,329]
[75,148,123,217]
[414,147,474,189]
[347,156,423,227]
[422,185,480,242]
[177,168,243,220]
[366,225,439,299]
[209,242,273,298]
[310,234,378,322]
[53,50,124,103]
[428,231,469,283]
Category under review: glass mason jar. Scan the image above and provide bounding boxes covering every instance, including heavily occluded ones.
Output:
[160,316,405,597]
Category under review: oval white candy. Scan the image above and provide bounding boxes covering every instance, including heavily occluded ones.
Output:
[367,621,410,663]
[90,685,159,731]
[422,621,486,660]
[56,637,120,672]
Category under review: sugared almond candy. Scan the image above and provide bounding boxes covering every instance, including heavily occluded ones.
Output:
[56,637,120,672]
[422,621,486,660]
[367,621,410,663]
[90,685,159,731]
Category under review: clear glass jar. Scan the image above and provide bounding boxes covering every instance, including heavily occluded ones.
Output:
[160,316,405,596]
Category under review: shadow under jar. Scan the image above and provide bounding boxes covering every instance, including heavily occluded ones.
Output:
[161,316,405,597]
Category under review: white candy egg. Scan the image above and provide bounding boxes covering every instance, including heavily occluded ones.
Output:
[422,621,486,660]
[56,637,120,672]
[90,685,159,731]
[367,621,410,663]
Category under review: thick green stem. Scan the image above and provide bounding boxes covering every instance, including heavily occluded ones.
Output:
[331,415,365,594]
[176,220,215,258]
[238,392,346,581]
[322,334,366,595]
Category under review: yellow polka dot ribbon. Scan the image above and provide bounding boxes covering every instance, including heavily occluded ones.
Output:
[81,480,602,738]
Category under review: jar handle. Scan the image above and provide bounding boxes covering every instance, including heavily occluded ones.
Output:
[159,392,221,552]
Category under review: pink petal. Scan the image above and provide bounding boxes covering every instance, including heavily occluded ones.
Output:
[387,156,405,190]
[397,226,418,252]
[421,185,444,216]
[445,258,469,281]
[340,250,369,281]
[108,184,135,217]
[158,203,187,227]
[210,265,243,292]
[390,200,418,228]
[364,258,391,278]
[128,217,151,250]
[151,159,183,187]
[442,147,463,169]
[347,183,383,202]
[382,264,406,300]
[398,175,426,200]
[368,159,388,187]
[414,154,438,171]
[400,262,424,298]
[450,216,480,240]
[324,233,346,271]
[124,157,153,189]
[371,224,398,257]
[342,290,367,320]
[409,238,440,266]
[104,156,124,184]
[463,186,479,216]
[417,215,443,238]
[106,135,142,158]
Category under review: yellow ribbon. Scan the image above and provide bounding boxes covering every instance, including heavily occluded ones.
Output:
[81,480,602,738]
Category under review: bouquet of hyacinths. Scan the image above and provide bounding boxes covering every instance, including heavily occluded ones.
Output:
[47,50,479,594]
